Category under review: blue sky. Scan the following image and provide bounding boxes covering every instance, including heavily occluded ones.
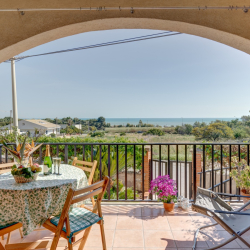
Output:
[0,29,250,119]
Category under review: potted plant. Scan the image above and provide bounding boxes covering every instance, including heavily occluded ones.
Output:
[150,175,177,212]
[230,156,250,208]
[1,137,43,183]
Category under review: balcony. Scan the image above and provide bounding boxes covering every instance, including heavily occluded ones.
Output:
[0,142,249,249]
[1,204,249,249]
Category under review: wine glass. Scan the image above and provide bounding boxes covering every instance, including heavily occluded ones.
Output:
[57,157,62,175]
[52,157,57,174]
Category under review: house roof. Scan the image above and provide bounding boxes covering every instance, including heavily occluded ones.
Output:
[24,119,61,128]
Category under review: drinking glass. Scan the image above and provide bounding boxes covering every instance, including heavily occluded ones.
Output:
[57,157,62,175]
[177,196,184,207]
[52,157,57,174]
[181,198,189,210]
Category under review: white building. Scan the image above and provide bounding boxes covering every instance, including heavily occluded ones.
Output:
[19,120,60,136]
[0,119,60,136]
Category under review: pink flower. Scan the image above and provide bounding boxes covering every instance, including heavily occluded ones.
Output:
[149,175,178,203]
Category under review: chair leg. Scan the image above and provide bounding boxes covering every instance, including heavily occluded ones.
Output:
[7,232,11,244]
[91,197,95,207]
[67,240,73,250]
[192,223,241,250]
[19,228,23,238]
[1,236,4,240]
[99,221,107,250]
[78,226,92,250]
[192,223,218,250]
[0,242,5,250]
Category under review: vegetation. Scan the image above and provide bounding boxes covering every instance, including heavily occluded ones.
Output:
[103,180,138,199]
[44,116,108,130]
[90,131,105,137]
[230,157,250,193]
[143,128,165,136]
[60,125,81,135]
[192,123,234,141]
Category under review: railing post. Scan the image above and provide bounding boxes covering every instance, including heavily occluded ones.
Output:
[193,145,197,201]
[192,147,202,201]
[65,145,68,164]
[142,146,151,200]
[0,145,2,164]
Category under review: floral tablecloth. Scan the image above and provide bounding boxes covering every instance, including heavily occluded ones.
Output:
[0,164,88,235]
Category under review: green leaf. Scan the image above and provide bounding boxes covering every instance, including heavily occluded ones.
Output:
[20,137,27,160]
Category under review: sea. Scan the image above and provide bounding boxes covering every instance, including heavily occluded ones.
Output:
[82,118,237,127]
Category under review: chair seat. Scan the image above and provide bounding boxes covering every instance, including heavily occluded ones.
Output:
[0,222,18,230]
[50,207,102,235]
[214,208,250,235]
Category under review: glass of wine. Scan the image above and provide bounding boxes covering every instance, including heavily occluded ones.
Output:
[52,157,57,174]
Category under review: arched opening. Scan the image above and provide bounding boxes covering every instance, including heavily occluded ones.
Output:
[1,17,250,63]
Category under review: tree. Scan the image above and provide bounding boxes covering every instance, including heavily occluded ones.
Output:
[184,124,193,135]
[192,122,234,141]
[138,120,143,127]
[241,115,250,123]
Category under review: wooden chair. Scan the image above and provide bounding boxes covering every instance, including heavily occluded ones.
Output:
[72,158,98,206]
[0,223,23,250]
[6,176,109,250]
[0,163,16,175]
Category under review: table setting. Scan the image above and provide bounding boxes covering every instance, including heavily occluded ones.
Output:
[0,139,88,235]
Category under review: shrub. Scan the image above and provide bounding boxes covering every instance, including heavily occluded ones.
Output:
[143,128,165,136]
[120,132,126,136]
[90,131,105,137]
[50,133,56,138]
[230,157,250,193]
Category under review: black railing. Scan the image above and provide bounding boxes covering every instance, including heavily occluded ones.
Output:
[0,142,248,202]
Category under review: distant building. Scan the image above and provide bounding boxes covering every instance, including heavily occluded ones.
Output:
[0,119,60,136]
[19,120,60,136]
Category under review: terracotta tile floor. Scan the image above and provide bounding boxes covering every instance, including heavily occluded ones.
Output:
[1,204,250,250]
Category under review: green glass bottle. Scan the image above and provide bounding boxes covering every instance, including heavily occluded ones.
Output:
[44,145,52,174]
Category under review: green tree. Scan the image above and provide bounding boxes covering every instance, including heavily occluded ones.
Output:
[192,122,234,141]
[138,120,143,127]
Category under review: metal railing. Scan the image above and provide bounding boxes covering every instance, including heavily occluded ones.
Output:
[0,142,248,202]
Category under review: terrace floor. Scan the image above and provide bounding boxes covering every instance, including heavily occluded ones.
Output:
[1,204,250,250]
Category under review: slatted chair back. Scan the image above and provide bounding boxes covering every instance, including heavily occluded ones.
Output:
[46,176,109,250]
[72,158,97,185]
[0,162,16,174]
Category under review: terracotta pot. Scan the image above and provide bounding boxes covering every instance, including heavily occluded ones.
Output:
[240,189,250,210]
[163,202,175,212]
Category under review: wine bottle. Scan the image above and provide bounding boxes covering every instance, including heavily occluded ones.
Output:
[44,145,52,174]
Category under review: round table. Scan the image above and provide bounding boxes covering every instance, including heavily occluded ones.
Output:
[0,164,88,235]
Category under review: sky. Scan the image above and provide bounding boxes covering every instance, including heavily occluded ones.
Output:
[0,29,250,119]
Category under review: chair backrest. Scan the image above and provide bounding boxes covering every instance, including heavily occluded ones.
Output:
[72,157,97,185]
[195,187,233,212]
[0,162,16,174]
[52,176,109,245]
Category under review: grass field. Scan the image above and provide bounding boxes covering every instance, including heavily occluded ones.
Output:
[105,126,175,133]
